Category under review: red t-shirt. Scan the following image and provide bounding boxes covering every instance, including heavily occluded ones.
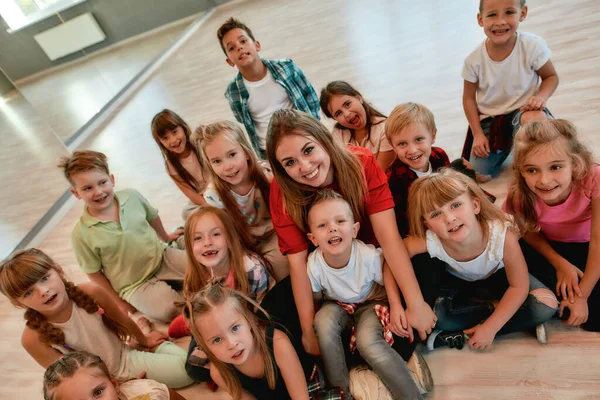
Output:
[270,146,395,255]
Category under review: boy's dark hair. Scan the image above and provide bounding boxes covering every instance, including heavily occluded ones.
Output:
[479,0,525,12]
[216,17,256,55]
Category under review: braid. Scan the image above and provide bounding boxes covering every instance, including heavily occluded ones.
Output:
[65,282,99,314]
[24,308,66,347]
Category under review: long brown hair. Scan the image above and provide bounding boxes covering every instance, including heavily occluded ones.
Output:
[408,169,511,238]
[43,351,112,400]
[266,109,367,232]
[192,121,273,242]
[505,119,595,233]
[151,109,206,193]
[0,249,129,348]
[184,280,276,400]
[319,81,386,146]
[183,207,271,297]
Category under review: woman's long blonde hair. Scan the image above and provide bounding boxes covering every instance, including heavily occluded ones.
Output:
[0,249,129,348]
[505,119,595,233]
[408,169,510,238]
[183,206,271,297]
[184,280,276,400]
[266,109,367,232]
[192,121,273,242]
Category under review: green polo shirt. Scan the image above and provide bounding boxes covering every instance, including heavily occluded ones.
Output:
[71,188,166,301]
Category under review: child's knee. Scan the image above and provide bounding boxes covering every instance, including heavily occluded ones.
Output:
[529,288,559,309]
[520,110,548,125]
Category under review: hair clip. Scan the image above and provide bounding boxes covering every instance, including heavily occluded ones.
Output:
[97,307,105,315]
[63,343,71,350]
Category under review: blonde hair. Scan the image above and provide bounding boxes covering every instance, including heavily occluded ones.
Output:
[506,119,595,233]
[307,189,354,231]
[0,249,129,348]
[57,150,110,185]
[266,109,367,232]
[385,102,436,143]
[184,280,276,400]
[480,0,525,12]
[408,169,510,238]
[192,121,273,242]
[43,351,112,400]
[183,206,270,297]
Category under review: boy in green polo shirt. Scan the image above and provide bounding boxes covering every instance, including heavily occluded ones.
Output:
[59,150,187,322]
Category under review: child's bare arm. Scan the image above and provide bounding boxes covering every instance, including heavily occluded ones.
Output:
[86,271,137,315]
[376,150,396,173]
[465,231,529,349]
[463,80,489,158]
[523,231,583,302]
[383,262,411,339]
[168,389,187,400]
[149,215,182,243]
[521,60,559,112]
[79,283,167,349]
[402,236,427,258]
[21,327,63,368]
[274,329,310,400]
[172,178,208,206]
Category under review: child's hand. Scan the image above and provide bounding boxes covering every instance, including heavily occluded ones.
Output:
[560,297,589,327]
[302,330,321,356]
[472,133,490,159]
[406,302,437,341]
[521,95,547,112]
[166,228,184,243]
[140,331,168,349]
[555,262,584,303]
[464,323,497,350]
[389,304,412,341]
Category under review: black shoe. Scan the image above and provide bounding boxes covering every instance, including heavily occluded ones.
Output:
[427,330,466,351]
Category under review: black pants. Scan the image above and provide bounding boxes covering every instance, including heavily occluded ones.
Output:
[520,239,600,332]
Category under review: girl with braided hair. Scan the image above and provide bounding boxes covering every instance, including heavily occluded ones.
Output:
[0,248,193,389]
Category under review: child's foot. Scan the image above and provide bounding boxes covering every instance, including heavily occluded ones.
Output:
[406,350,434,395]
[535,323,548,344]
[349,366,392,400]
[426,330,466,351]
[136,316,153,335]
[476,173,492,183]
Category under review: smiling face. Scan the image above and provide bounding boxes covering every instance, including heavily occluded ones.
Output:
[520,145,574,206]
[54,367,119,400]
[195,299,255,366]
[478,0,527,47]
[390,122,436,172]
[327,94,368,130]
[158,125,188,155]
[205,134,251,193]
[275,133,335,188]
[307,199,359,260]
[191,213,231,275]
[70,170,116,216]
[423,193,481,243]
[16,268,69,318]
[222,28,261,70]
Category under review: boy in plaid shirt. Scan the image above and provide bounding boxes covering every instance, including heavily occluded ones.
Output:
[307,190,432,398]
[217,17,320,157]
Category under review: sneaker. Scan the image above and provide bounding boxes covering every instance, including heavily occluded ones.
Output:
[427,330,466,351]
[406,350,434,395]
[535,323,548,344]
[349,366,392,400]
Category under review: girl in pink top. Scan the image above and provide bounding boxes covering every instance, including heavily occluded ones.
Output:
[504,120,600,332]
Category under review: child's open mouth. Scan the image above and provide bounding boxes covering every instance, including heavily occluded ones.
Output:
[238,52,251,60]
[328,236,342,245]
[94,195,108,203]
[44,294,57,305]
[408,154,423,162]
[492,28,510,35]
[226,171,239,178]
[232,349,244,360]
[537,185,559,192]
[202,250,219,257]
[448,224,463,234]
[349,115,360,126]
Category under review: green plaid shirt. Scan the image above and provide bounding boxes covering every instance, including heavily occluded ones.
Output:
[224,58,320,156]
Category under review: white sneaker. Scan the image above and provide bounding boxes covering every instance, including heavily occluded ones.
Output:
[536,323,548,344]
[407,350,434,395]
[349,366,393,400]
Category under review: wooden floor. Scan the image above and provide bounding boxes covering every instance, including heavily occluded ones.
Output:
[1,0,600,398]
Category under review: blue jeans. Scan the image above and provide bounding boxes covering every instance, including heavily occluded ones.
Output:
[313,301,422,400]
[470,109,552,177]
[434,269,556,334]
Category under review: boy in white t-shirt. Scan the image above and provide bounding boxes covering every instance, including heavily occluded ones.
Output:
[462,0,559,177]
[306,189,432,398]
[217,17,320,157]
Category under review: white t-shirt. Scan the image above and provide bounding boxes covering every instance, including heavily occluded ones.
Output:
[244,70,294,149]
[426,219,510,282]
[410,161,432,178]
[332,118,393,157]
[307,240,386,303]
[462,31,551,118]
[118,378,170,400]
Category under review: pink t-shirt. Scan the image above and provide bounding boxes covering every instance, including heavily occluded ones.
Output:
[505,165,600,242]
